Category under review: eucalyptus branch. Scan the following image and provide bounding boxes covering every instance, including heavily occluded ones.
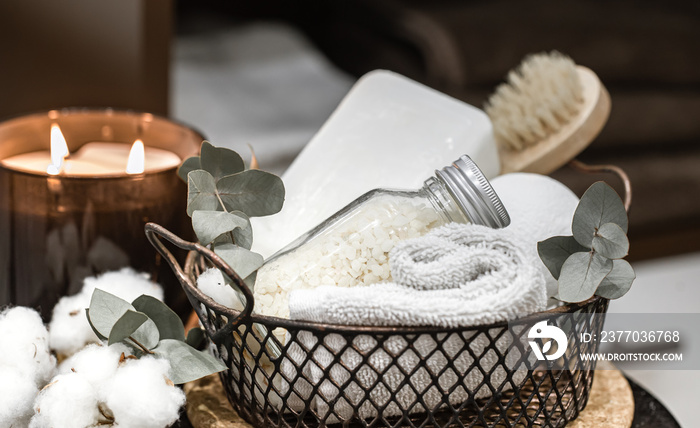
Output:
[86,289,226,386]
[180,142,284,283]
[538,181,634,303]
[213,191,238,246]
[215,191,228,214]
[128,336,154,355]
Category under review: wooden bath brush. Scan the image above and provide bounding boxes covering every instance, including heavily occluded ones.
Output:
[485,52,611,175]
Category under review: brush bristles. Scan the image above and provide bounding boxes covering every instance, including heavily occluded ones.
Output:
[485,51,584,151]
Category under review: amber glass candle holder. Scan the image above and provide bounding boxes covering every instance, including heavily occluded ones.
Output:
[0,108,202,319]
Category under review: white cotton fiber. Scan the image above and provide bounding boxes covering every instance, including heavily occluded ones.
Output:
[0,306,56,386]
[491,173,579,298]
[29,373,101,428]
[197,268,244,310]
[81,267,164,302]
[58,343,130,392]
[48,293,96,356]
[0,366,39,427]
[104,357,185,428]
[32,345,183,428]
[49,268,164,356]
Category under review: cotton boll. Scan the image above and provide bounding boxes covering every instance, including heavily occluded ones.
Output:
[0,366,39,427]
[48,292,96,356]
[58,343,130,391]
[0,306,56,386]
[197,268,244,310]
[29,373,101,428]
[50,268,165,357]
[491,173,579,298]
[82,267,164,302]
[105,357,185,428]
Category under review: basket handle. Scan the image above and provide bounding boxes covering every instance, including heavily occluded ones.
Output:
[144,223,255,341]
[568,159,632,212]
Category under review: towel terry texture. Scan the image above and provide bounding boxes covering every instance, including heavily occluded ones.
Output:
[289,223,546,326]
[280,223,546,422]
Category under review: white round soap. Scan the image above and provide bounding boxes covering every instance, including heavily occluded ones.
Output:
[491,173,579,298]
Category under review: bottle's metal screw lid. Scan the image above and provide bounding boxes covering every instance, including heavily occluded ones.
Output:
[436,155,510,228]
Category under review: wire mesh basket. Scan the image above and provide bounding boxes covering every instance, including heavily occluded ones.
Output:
[146,162,630,428]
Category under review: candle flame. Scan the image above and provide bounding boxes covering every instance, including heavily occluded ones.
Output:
[47,124,69,175]
[126,139,145,174]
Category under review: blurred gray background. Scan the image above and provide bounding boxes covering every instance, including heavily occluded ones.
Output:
[1,0,698,425]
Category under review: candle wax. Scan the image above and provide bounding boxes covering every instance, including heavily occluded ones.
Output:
[0,142,181,176]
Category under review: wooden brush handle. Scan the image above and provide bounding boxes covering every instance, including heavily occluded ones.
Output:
[498,66,611,175]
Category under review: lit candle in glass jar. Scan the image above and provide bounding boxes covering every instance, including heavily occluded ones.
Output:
[0,109,202,319]
[1,127,182,176]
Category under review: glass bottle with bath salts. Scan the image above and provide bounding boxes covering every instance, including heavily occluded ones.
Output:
[254,155,510,318]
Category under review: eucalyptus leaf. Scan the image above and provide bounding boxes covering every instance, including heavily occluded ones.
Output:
[192,210,252,248]
[211,233,233,247]
[572,182,628,247]
[130,318,160,351]
[153,339,226,384]
[88,289,133,339]
[186,328,205,349]
[85,309,107,341]
[591,222,629,259]
[187,170,220,216]
[558,252,613,302]
[177,156,201,182]
[217,170,285,217]
[214,244,264,280]
[109,310,160,351]
[229,210,253,250]
[108,310,147,345]
[200,141,245,180]
[596,259,636,299]
[211,225,254,252]
[244,270,257,292]
[132,295,185,342]
[537,236,589,279]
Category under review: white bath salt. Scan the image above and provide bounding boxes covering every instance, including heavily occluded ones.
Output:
[0,366,39,427]
[0,306,56,386]
[29,373,101,428]
[254,196,442,318]
[197,268,244,311]
[49,268,165,357]
[104,356,185,428]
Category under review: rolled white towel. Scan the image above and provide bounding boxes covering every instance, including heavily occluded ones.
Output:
[289,223,546,327]
[285,223,546,422]
[490,173,579,299]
